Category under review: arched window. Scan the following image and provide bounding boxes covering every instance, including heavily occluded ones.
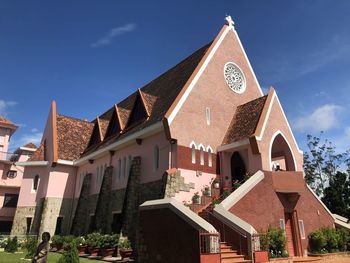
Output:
[199,145,205,165]
[190,142,197,164]
[33,175,39,191]
[123,157,127,178]
[270,132,296,171]
[153,145,159,171]
[207,146,213,167]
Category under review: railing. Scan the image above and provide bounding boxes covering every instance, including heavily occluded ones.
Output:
[199,231,220,254]
[0,151,19,162]
[251,233,264,252]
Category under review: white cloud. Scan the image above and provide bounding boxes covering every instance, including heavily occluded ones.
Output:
[91,23,136,48]
[0,100,18,115]
[10,131,43,151]
[294,104,343,132]
[345,127,350,138]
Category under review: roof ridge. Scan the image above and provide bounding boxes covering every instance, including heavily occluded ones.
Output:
[57,114,92,124]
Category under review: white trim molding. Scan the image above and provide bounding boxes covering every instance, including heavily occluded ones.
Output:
[217,138,250,152]
[268,130,298,172]
[189,141,197,149]
[75,121,163,165]
[57,159,74,166]
[19,147,37,152]
[15,161,49,167]
[140,198,218,233]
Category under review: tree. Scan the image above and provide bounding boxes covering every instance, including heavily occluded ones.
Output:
[303,133,349,196]
[322,171,350,219]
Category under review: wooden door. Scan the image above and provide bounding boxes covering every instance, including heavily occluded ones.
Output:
[284,213,295,257]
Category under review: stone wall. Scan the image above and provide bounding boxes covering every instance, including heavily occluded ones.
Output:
[38,197,73,237]
[163,169,195,198]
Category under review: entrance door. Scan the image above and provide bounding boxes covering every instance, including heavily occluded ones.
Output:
[284,213,296,257]
[231,152,246,188]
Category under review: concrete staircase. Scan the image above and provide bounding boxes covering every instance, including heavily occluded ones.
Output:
[220,242,251,263]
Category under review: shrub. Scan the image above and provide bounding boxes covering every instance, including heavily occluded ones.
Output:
[86,232,101,248]
[51,235,64,247]
[5,236,18,253]
[309,230,327,253]
[63,235,76,245]
[322,227,339,252]
[75,236,86,247]
[118,238,131,250]
[98,234,119,249]
[258,227,288,258]
[57,240,80,263]
[337,229,349,252]
[23,236,38,259]
[0,238,8,248]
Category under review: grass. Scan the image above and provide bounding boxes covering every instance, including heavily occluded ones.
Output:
[0,250,106,263]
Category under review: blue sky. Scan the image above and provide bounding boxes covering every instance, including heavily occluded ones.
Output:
[1,0,350,153]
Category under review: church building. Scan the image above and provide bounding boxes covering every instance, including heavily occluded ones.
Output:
[12,17,335,263]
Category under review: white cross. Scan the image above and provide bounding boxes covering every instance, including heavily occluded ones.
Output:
[225,15,235,27]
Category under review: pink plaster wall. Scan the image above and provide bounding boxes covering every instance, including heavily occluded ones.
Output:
[257,94,303,172]
[75,131,170,196]
[17,166,49,207]
[0,127,11,156]
[47,165,77,198]
[170,28,263,153]
[174,168,216,204]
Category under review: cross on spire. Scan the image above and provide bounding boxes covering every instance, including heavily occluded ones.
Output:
[225,15,235,28]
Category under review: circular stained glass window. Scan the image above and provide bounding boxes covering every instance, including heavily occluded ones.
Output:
[224,62,246,94]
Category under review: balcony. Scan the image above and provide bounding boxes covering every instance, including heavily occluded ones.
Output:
[0,151,19,162]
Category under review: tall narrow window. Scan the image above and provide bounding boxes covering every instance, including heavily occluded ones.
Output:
[200,145,205,165]
[128,155,132,175]
[206,107,211,125]
[33,175,39,192]
[279,219,285,230]
[26,217,32,234]
[299,220,306,239]
[118,158,122,179]
[96,166,100,187]
[207,147,212,167]
[153,145,159,171]
[55,217,63,235]
[191,143,196,164]
[123,157,127,178]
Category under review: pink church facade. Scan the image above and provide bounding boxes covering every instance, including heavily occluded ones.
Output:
[12,17,335,262]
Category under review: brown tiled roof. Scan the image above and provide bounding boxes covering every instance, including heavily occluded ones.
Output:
[222,96,268,145]
[0,115,17,130]
[99,119,109,140]
[28,143,45,161]
[23,142,37,149]
[81,43,211,157]
[56,115,94,161]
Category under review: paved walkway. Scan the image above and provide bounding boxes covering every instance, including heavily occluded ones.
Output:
[324,259,350,263]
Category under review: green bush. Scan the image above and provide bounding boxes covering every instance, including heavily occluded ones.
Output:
[309,230,327,253]
[57,241,80,263]
[86,232,101,248]
[4,236,18,253]
[98,234,119,249]
[75,236,86,247]
[118,238,131,250]
[258,227,288,258]
[23,236,38,259]
[51,235,64,247]
[0,238,8,248]
[309,227,349,253]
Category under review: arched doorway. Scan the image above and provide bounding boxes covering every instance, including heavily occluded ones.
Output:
[270,133,296,171]
[231,152,246,187]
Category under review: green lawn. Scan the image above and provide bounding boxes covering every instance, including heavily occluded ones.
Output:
[0,251,106,263]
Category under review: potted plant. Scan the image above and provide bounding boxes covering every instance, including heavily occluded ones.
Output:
[203,185,211,196]
[75,236,87,256]
[254,232,269,263]
[99,234,119,258]
[192,192,201,204]
[51,235,64,252]
[86,232,101,256]
[212,178,220,189]
[118,238,132,260]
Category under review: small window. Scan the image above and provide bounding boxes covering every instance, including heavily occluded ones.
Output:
[3,193,19,207]
[26,217,32,234]
[299,220,306,239]
[206,107,211,125]
[118,158,122,179]
[153,145,159,171]
[111,213,123,234]
[279,219,285,230]
[191,144,196,164]
[207,147,212,167]
[199,145,205,165]
[55,217,63,235]
[33,175,39,191]
[7,170,17,179]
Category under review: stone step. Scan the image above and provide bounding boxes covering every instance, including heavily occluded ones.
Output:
[221,248,238,253]
[221,258,251,263]
[221,252,244,259]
